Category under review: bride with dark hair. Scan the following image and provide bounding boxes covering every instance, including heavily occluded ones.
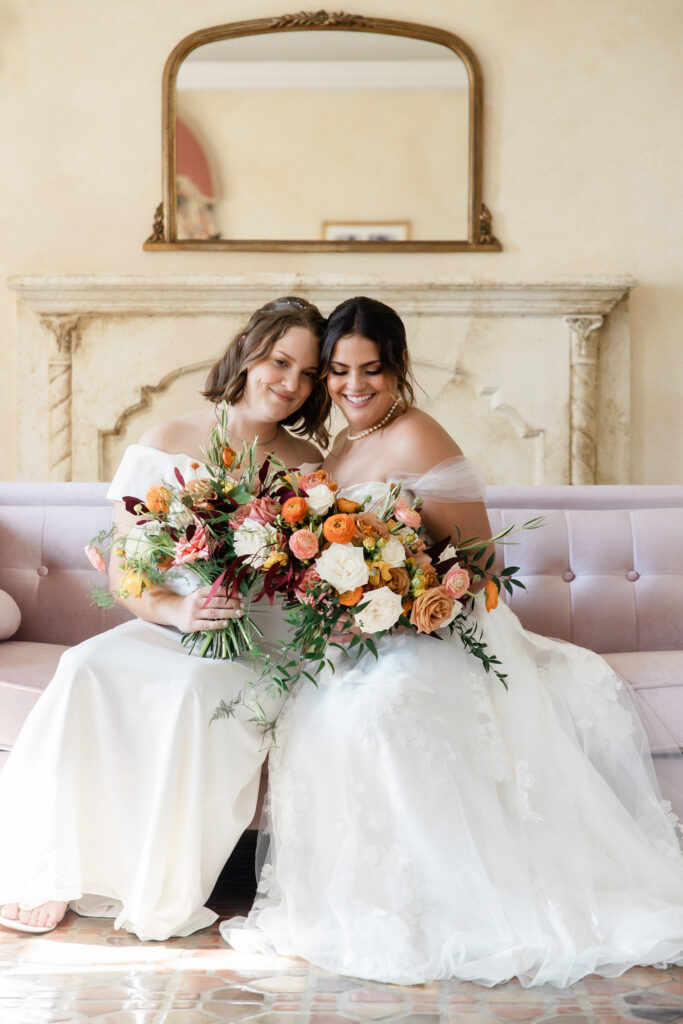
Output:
[223,296,683,988]
[0,297,328,940]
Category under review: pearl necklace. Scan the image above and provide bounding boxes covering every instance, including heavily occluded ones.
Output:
[346,399,400,441]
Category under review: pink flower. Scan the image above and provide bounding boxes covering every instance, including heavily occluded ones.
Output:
[173,522,210,565]
[413,551,433,570]
[288,528,319,561]
[298,469,333,495]
[230,497,281,528]
[84,544,106,572]
[443,565,470,600]
[295,565,321,604]
[394,499,421,529]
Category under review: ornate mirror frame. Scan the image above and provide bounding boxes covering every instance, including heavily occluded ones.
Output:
[144,10,501,252]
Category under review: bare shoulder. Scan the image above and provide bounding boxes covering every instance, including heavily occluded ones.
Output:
[138,408,214,455]
[385,408,464,474]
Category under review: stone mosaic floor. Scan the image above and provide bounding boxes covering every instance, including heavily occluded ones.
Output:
[1,838,682,1023]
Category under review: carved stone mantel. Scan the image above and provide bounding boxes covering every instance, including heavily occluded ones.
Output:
[8,274,635,485]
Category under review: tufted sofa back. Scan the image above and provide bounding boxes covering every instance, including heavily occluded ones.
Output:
[487,485,683,654]
[0,482,131,645]
[0,482,681,655]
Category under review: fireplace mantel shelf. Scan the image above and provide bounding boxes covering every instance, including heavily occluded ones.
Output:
[8,274,635,317]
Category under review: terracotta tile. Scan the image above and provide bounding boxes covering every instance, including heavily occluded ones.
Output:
[70,1003,127,1018]
[164,1013,220,1024]
[661,984,683,997]
[314,994,339,1001]
[309,1015,358,1024]
[248,975,307,993]
[73,986,132,1000]
[240,1014,302,1023]
[202,1005,262,1020]
[176,976,222,992]
[492,1007,545,1021]
[207,988,265,1003]
[348,986,404,1003]
[540,1017,591,1024]
[585,980,633,995]
[103,1013,159,1024]
[444,1014,501,1024]
[347,1004,407,1021]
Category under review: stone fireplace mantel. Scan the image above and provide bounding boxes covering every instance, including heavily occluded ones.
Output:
[8,274,635,486]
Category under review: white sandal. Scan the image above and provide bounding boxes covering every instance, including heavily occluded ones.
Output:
[0,913,58,934]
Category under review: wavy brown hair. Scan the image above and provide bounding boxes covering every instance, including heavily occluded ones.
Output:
[203,296,329,447]
[321,296,416,409]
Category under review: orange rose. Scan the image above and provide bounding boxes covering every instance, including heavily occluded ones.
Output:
[146,485,172,514]
[183,478,217,506]
[410,586,455,634]
[323,513,356,545]
[339,586,364,606]
[352,512,390,542]
[485,580,499,611]
[421,566,440,590]
[222,445,237,468]
[336,497,360,515]
[282,496,308,524]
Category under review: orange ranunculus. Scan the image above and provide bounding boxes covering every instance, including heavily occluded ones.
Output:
[336,497,360,515]
[282,496,308,524]
[485,580,499,611]
[146,485,172,514]
[339,586,364,606]
[221,445,237,468]
[323,513,355,545]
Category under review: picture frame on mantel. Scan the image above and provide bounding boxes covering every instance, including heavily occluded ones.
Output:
[322,221,411,242]
[144,10,502,252]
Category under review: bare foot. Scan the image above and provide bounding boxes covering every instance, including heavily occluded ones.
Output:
[0,900,67,931]
[19,901,67,930]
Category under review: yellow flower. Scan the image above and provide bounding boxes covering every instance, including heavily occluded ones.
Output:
[263,550,289,570]
[119,569,151,598]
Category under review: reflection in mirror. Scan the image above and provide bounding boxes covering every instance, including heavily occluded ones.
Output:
[174,31,469,242]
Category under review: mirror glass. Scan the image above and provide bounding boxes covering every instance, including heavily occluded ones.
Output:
[174,30,469,242]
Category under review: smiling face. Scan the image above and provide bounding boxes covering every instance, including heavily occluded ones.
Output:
[326,333,398,432]
[242,325,320,423]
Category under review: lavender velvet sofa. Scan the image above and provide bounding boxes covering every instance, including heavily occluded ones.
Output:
[1,481,682,784]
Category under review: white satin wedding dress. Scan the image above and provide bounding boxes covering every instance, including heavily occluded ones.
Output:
[0,445,287,940]
[222,457,683,987]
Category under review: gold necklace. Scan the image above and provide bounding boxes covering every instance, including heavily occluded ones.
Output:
[346,400,400,442]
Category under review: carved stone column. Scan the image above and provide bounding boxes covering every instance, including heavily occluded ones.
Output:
[567,315,604,484]
[40,315,82,481]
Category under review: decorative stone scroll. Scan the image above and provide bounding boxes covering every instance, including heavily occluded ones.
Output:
[40,315,82,482]
[567,315,604,484]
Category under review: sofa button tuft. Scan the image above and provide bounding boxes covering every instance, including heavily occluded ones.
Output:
[562,570,575,582]
[626,570,639,582]
[37,565,49,577]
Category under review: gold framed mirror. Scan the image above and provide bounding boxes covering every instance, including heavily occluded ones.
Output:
[144,11,501,252]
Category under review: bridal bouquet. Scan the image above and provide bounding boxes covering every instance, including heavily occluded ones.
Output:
[86,404,289,659]
[245,468,542,692]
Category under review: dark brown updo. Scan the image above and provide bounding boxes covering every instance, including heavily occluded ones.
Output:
[203,296,329,447]
[320,296,416,409]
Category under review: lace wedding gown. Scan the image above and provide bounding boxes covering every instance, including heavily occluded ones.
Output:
[222,457,683,987]
[0,445,287,940]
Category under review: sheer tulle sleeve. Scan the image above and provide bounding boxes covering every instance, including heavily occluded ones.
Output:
[106,445,203,502]
[389,456,486,504]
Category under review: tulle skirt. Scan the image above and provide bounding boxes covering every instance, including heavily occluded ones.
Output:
[222,602,683,986]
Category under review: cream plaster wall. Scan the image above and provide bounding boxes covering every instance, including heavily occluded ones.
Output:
[177,88,468,238]
[1,0,681,482]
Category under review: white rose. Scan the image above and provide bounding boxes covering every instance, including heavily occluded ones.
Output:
[124,521,164,568]
[441,600,464,629]
[305,483,336,516]
[381,535,407,567]
[315,543,369,591]
[234,519,278,568]
[354,586,404,634]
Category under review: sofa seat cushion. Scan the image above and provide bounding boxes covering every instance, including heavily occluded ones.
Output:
[0,640,66,751]
[603,650,683,748]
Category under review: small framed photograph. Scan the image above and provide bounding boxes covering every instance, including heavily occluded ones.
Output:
[322,221,411,242]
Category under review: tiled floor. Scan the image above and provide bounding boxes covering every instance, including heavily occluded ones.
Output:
[1,838,682,1024]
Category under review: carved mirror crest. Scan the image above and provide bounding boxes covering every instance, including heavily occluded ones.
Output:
[144,11,501,252]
